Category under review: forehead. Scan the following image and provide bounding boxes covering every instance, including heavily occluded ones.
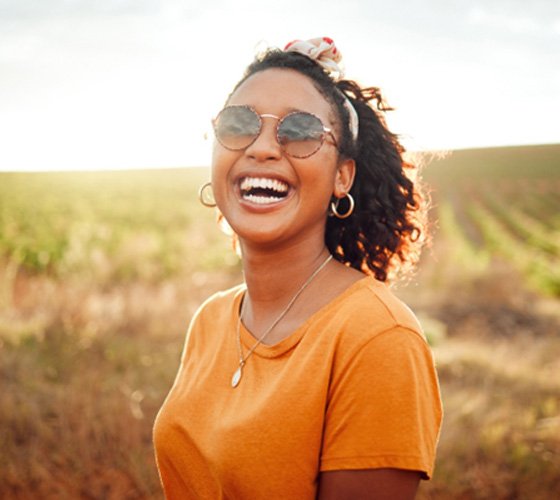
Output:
[228,68,334,120]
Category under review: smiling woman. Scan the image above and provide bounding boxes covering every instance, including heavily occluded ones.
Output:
[153,37,442,500]
[211,67,352,250]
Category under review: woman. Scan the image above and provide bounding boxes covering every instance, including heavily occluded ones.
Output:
[154,37,442,499]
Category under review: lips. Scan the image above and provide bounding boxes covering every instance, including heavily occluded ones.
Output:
[239,176,290,205]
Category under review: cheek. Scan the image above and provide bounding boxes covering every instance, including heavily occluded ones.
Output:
[210,146,237,204]
[210,140,223,166]
[211,143,228,179]
[307,154,339,190]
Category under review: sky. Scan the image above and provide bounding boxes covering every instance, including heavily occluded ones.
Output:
[0,0,559,171]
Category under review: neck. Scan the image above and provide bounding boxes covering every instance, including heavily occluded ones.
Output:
[236,237,365,345]
[239,239,332,315]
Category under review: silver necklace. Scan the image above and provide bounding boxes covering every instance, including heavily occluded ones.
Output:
[232,254,333,388]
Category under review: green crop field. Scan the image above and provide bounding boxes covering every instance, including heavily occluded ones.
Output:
[424,144,560,296]
[0,168,240,284]
[1,144,559,499]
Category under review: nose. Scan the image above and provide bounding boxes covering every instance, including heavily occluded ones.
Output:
[244,116,282,161]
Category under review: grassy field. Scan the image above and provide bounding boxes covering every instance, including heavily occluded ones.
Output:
[1,144,559,499]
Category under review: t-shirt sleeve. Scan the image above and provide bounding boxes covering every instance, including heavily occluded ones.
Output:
[320,326,443,479]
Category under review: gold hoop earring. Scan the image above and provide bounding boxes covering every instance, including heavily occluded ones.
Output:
[198,182,217,207]
[330,193,354,219]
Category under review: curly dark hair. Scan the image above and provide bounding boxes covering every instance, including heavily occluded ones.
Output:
[230,49,429,283]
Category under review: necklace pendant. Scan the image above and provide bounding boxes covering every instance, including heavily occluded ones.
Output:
[231,366,243,388]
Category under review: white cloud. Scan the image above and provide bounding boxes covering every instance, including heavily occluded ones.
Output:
[0,0,558,170]
[466,4,560,37]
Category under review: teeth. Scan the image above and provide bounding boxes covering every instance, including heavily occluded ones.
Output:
[240,177,289,194]
[243,194,283,205]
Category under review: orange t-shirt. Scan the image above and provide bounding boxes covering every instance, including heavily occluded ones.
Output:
[153,276,442,499]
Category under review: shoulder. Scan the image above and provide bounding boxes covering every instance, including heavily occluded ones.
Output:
[192,283,245,322]
[310,276,433,375]
[185,283,245,344]
[329,276,425,343]
[178,283,245,358]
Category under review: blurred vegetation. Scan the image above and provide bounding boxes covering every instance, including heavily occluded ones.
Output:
[423,144,560,296]
[1,144,559,499]
[0,168,240,283]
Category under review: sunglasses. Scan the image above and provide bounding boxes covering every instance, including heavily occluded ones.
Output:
[212,105,338,159]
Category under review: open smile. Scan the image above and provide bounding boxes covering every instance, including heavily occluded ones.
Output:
[239,176,291,205]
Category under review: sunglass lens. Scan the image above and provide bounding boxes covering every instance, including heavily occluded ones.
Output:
[278,113,324,158]
[215,107,260,150]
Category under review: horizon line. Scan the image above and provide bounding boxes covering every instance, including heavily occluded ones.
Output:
[1,141,558,174]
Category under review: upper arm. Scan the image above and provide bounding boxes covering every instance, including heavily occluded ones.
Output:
[320,327,443,480]
[317,468,421,500]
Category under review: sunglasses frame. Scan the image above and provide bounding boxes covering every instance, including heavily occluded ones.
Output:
[212,105,338,159]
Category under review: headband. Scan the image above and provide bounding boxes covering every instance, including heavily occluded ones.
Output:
[284,37,359,143]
